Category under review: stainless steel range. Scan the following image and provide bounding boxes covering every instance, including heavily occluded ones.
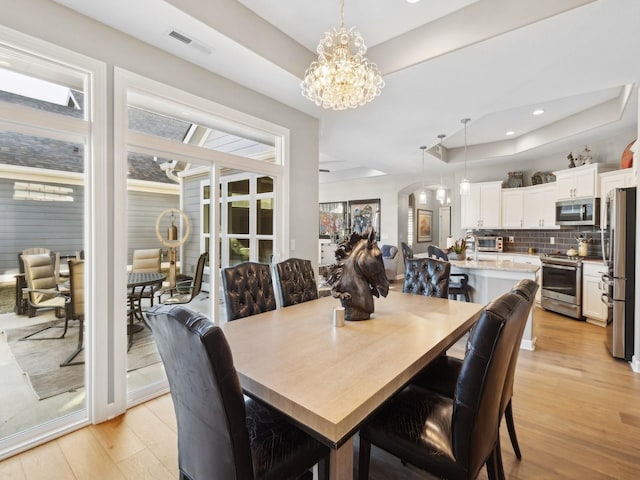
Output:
[540,254,583,319]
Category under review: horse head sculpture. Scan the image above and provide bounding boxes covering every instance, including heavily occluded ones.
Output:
[327,228,389,321]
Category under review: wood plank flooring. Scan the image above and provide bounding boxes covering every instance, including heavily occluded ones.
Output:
[2,307,640,479]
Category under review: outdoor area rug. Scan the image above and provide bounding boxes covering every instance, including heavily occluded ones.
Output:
[2,320,161,400]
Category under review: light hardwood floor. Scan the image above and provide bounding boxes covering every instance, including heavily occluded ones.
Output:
[2,307,640,479]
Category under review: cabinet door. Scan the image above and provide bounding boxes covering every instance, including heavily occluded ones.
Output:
[555,174,575,200]
[600,170,635,222]
[479,184,502,228]
[582,275,606,323]
[574,168,596,197]
[502,189,524,228]
[523,184,558,229]
[539,185,558,228]
[461,185,481,229]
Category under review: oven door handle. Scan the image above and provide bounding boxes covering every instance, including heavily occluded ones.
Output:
[542,263,577,271]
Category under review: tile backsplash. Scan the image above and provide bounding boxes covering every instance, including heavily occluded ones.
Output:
[472,226,603,257]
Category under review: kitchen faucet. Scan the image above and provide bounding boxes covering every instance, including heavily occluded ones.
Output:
[465,231,478,261]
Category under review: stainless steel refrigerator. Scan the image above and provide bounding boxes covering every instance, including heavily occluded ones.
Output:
[602,187,636,360]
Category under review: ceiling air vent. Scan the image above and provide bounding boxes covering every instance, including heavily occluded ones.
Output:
[168,30,192,45]
[167,29,213,55]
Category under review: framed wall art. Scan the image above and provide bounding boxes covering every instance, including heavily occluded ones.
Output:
[417,209,432,243]
[348,198,380,240]
[319,201,348,239]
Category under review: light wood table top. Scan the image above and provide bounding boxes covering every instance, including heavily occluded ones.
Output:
[220,291,484,479]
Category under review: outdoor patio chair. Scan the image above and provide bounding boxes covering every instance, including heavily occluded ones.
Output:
[21,253,67,319]
[130,248,162,307]
[60,259,85,367]
[158,252,208,305]
[19,253,70,341]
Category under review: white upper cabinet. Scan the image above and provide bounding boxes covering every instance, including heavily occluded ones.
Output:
[501,188,524,229]
[553,163,600,200]
[599,169,636,222]
[522,184,559,229]
[461,181,502,229]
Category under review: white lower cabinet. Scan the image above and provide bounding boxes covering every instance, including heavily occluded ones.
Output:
[582,261,607,326]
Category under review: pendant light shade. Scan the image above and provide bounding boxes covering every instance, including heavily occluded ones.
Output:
[435,133,446,204]
[460,118,471,196]
[419,145,427,204]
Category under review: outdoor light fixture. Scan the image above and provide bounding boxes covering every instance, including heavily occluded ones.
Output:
[301,0,384,110]
[419,146,427,204]
[435,134,446,204]
[459,118,471,196]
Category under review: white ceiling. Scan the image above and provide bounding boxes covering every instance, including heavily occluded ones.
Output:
[53,0,640,182]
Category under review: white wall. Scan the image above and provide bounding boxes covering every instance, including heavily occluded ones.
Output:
[1,0,320,266]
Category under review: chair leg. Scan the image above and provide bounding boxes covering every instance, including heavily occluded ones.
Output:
[505,399,522,459]
[358,436,371,480]
[464,290,470,302]
[318,457,330,480]
[495,429,506,480]
[60,318,84,367]
[486,446,499,480]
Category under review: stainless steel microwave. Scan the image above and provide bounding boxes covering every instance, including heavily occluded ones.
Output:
[555,197,600,226]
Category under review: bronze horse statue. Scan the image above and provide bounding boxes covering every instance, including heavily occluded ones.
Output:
[326,228,389,321]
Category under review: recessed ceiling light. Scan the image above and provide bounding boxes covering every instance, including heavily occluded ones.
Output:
[533,109,545,115]
[406,0,421,3]
[0,60,11,67]
[505,131,515,136]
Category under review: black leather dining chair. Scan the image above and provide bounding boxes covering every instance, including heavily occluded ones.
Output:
[410,279,538,480]
[402,257,450,298]
[401,242,414,261]
[428,245,471,302]
[358,290,530,480]
[145,304,330,480]
[273,257,318,307]
[221,261,277,321]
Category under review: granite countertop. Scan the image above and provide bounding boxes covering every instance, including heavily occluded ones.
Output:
[449,259,540,273]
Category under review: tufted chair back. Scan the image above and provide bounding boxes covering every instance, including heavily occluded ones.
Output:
[221,261,277,321]
[145,305,330,480]
[274,258,318,307]
[451,291,529,477]
[401,242,413,260]
[402,257,450,298]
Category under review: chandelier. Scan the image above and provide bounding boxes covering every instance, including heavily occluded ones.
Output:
[459,118,471,195]
[301,0,384,110]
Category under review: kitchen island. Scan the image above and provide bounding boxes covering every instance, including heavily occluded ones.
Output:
[450,258,540,350]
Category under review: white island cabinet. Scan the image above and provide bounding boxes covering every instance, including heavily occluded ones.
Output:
[450,258,540,351]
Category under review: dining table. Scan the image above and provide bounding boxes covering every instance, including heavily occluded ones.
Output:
[219,290,484,479]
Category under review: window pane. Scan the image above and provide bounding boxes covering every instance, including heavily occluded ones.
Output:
[203,185,210,200]
[257,198,273,235]
[229,238,249,265]
[257,176,273,193]
[203,204,210,235]
[228,201,249,234]
[258,240,273,263]
[128,107,190,142]
[0,67,85,118]
[228,179,249,196]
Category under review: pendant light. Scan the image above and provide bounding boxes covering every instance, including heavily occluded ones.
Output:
[435,134,446,204]
[419,146,427,204]
[459,118,471,196]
